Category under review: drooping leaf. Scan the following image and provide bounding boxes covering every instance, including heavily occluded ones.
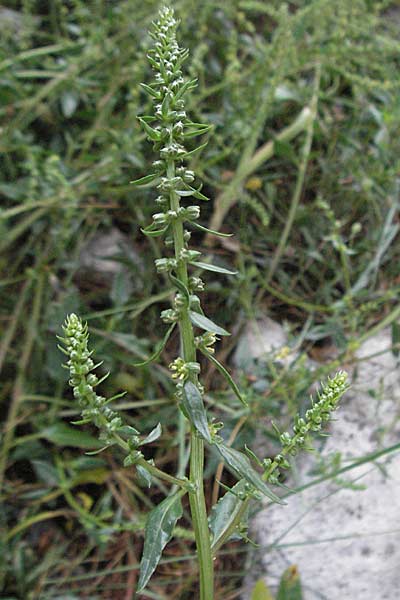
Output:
[190,261,237,275]
[251,579,275,600]
[209,480,247,546]
[189,221,233,238]
[189,311,230,336]
[140,423,162,446]
[214,443,284,504]
[141,225,169,238]
[39,423,102,449]
[137,493,183,592]
[133,323,176,367]
[181,382,211,443]
[130,173,159,187]
[201,348,247,406]
[276,565,303,600]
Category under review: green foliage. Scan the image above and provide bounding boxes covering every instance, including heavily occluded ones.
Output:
[1,0,400,597]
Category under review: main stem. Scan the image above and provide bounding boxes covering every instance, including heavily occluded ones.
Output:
[168,159,214,599]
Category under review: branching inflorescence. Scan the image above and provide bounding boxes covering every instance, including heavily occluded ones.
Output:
[59,7,349,599]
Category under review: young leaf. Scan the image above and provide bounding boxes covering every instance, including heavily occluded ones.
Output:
[200,348,247,407]
[181,382,211,443]
[138,117,161,141]
[140,82,160,99]
[251,579,275,600]
[137,493,184,592]
[130,173,159,187]
[140,423,162,446]
[276,565,303,600]
[189,310,230,337]
[133,323,176,367]
[189,221,233,238]
[214,443,284,504]
[190,261,237,275]
[182,141,208,159]
[209,480,247,546]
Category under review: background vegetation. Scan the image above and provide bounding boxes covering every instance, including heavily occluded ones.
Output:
[1,1,399,598]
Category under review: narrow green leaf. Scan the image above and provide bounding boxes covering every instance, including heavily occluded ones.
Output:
[191,188,210,201]
[181,382,211,443]
[214,443,284,504]
[276,566,303,600]
[130,173,158,187]
[141,225,169,238]
[209,480,247,545]
[133,323,176,367]
[184,124,212,138]
[182,141,208,159]
[140,423,162,446]
[39,423,102,449]
[140,82,160,98]
[189,221,233,238]
[201,348,247,407]
[138,117,161,141]
[189,310,230,337]
[191,261,237,275]
[175,77,198,101]
[137,493,183,592]
[251,579,275,600]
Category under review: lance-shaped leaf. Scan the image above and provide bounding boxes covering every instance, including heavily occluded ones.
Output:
[130,173,159,187]
[189,310,230,337]
[140,423,162,446]
[182,141,208,159]
[137,493,183,592]
[209,480,247,547]
[175,77,198,101]
[133,323,176,367]
[200,348,247,407]
[214,442,284,504]
[141,226,169,238]
[190,261,237,275]
[181,382,211,443]
[189,221,233,238]
[138,117,161,141]
[140,82,160,99]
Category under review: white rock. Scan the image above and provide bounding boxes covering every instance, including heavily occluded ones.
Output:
[233,318,289,369]
[244,329,400,600]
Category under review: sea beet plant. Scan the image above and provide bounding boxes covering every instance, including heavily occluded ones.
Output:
[58,7,349,598]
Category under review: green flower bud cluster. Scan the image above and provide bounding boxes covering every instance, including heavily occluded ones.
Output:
[59,314,125,446]
[263,371,349,484]
[137,6,210,297]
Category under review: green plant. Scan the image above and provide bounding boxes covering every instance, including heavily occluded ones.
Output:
[57,6,349,598]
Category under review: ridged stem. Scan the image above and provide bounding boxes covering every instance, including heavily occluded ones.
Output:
[167,158,214,599]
